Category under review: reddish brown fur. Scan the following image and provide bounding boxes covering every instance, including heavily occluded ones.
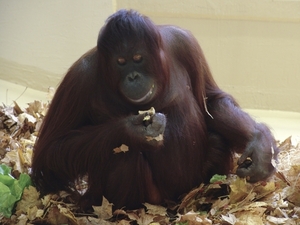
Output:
[31,9,278,210]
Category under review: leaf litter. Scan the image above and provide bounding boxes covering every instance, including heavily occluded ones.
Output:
[0,99,299,225]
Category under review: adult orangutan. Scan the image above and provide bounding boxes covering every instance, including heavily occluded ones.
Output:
[31,9,278,210]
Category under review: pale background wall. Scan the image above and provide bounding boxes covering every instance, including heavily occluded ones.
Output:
[1,0,300,112]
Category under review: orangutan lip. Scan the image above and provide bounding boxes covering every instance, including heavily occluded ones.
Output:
[129,85,154,104]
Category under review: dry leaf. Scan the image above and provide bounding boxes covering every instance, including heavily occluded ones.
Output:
[17,214,28,225]
[266,215,289,224]
[235,210,264,225]
[113,144,129,154]
[229,177,252,204]
[46,206,69,225]
[1,149,23,173]
[144,203,167,216]
[221,213,237,224]
[26,206,39,221]
[93,197,113,220]
[178,211,212,225]
[16,186,42,213]
[138,107,155,118]
[127,208,155,225]
[145,134,163,142]
[57,204,78,224]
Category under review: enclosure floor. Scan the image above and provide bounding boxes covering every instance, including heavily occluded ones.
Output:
[1,79,300,141]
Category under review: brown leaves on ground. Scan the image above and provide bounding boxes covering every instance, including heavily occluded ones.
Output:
[0,101,300,225]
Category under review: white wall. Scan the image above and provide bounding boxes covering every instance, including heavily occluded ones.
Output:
[1,0,300,112]
[0,0,113,90]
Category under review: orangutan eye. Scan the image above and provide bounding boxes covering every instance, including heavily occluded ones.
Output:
[133,54,143,63]
[117,57,126,65]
